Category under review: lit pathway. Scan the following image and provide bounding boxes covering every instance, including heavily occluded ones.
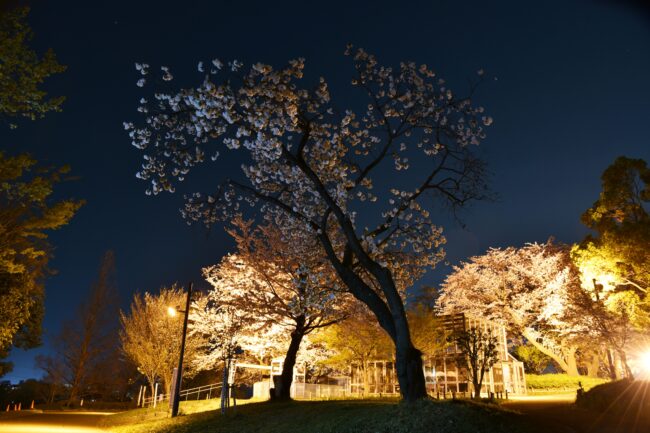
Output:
[0,411,109,433]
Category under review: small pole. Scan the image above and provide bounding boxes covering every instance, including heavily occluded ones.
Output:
[171,282,192,418]
[505,389,508,400]
[30,400,34,409]
[153,383,159,408]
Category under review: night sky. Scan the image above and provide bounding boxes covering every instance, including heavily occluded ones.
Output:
[2,0,649,383]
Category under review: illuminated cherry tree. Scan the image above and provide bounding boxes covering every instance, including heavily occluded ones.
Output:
[127,47,491,400]
[202,218,348,400]
[438,241,584,376]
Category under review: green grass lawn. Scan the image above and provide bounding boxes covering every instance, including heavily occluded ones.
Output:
[101,398,548,433]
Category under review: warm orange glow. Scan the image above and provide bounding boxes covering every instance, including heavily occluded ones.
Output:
[0,424,104,433]
[167,306,178,317]
[640,351,650,374]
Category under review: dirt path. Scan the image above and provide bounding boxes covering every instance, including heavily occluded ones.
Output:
[0,411,109,433]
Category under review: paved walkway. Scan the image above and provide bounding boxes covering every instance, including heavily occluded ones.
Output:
[0,411,109,433]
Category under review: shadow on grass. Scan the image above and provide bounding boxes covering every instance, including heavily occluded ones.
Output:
[102,398,549,433]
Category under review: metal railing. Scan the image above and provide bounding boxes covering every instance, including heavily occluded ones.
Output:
[141,382,223,408]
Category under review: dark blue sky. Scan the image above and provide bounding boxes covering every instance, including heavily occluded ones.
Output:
[3,0,649,383]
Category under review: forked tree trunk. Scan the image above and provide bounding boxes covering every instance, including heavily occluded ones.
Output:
[271,317,306,402]
[316,233,427,402]
[522,329,580,376]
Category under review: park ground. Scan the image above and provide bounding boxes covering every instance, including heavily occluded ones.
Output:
[1,394,647,433]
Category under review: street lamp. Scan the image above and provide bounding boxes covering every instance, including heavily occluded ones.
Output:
[168,282,193,418]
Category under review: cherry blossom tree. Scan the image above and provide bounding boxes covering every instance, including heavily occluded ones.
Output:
[127,47,491,401]
[438,241,584,376]
[202,218,348,400]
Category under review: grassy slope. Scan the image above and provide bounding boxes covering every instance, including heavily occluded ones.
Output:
[102,399,548,433]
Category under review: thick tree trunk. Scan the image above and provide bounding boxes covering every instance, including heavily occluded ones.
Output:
[316,234,427,402]
[566,349,579,377]
[392,318,427,402]
[617,350,633,379]
[472,379,481,399]
[271,318,305,402]
[586,352,601,377]
[522,330,580,376]
[605,348,617,379]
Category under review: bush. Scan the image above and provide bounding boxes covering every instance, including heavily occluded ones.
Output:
[525,374,607,391]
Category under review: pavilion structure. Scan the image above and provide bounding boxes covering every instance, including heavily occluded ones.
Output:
[349,313,527,397]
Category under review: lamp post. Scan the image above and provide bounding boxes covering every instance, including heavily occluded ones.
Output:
[169,282,192,418]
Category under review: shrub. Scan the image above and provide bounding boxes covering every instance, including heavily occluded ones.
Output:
[525,374,607,391]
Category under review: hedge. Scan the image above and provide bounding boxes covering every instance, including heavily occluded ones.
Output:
[525,374,607,391]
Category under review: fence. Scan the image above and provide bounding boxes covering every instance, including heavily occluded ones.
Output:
[141,382,223,408]
[252,381,349,400]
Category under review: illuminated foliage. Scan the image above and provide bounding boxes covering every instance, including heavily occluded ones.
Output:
[128,46,491,401]
[311,305,393,396]
[0,7,66,128]
[572,156,650,378]
[0,5,77,376]
[513,342,553,374]
[407,303,448,359]
[199,218,349,400]
[0,153,82,376]
[438,241,583,376]
[120,286,199,396]
[574,156,650,295]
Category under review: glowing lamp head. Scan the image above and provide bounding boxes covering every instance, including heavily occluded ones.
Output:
[167,306,178,317]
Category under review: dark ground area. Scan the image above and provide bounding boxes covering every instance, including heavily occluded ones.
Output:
[507,399,649,433]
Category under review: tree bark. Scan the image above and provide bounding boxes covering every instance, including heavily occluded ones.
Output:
[522,330,580,376]
[566,349,579,377]
[387,285,427,402]
[586,352,601,378]
[617,349,633,379]
[393,336,427,402]
[271,317,305,402]
[316,222,427,402]
[605,348,617,380]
